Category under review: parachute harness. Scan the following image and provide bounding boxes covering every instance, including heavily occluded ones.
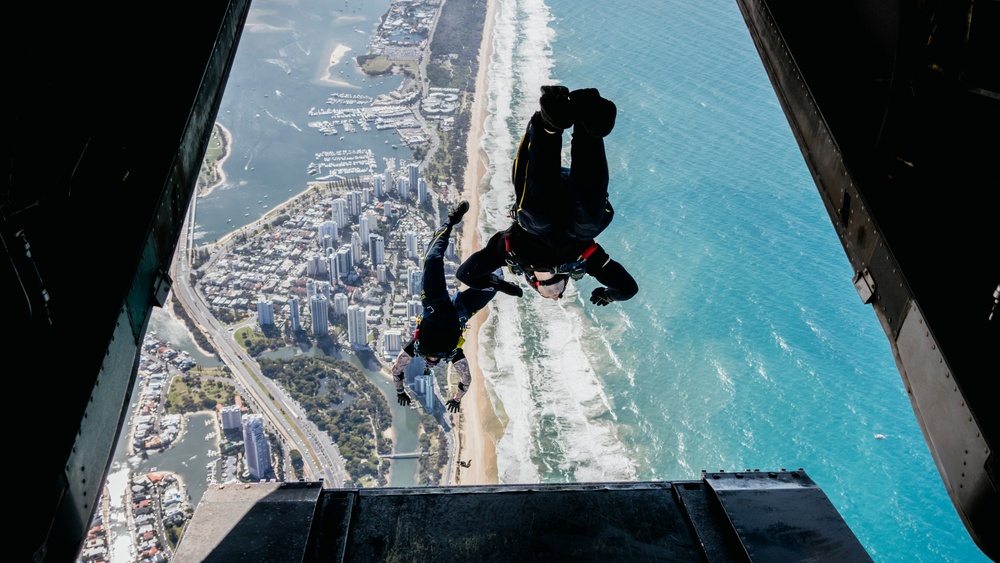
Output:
[503,233,597,282]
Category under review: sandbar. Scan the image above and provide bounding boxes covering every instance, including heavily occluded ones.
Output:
[319,43,353,87]
[198,123,232,199]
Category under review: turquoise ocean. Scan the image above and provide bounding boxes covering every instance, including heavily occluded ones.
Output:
[186,0,990,560]
[476,0,989,561]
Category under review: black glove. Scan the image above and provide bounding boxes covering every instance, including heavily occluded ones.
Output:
[446,399,461,413]
[590,287,613,306]
[491,271,524,297]
[397,392,411,406]
[497,280,523,298]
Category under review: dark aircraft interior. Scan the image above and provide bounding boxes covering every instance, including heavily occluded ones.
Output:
[5,0,996,560]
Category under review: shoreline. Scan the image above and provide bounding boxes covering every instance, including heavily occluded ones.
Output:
[452,0,501,485]
[198,122,232,199]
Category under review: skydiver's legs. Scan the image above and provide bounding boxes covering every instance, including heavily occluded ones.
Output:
[421,223,452,302]
[565,126,612,240]
[420,202,469,323]
[452,286,497,328]
[568,122,610,185]
[513,87,618,243]
[566,88,616,240]
[511,111,566,241]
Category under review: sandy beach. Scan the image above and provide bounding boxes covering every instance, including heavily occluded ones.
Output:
[451,0,501,486]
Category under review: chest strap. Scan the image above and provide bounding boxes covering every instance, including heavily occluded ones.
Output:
[504,234,597,280]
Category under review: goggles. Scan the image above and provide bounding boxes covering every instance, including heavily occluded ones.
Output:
[507,259,588,281]
[525,272,570,287]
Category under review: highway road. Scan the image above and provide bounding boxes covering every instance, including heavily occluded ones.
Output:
[171,203,347,487]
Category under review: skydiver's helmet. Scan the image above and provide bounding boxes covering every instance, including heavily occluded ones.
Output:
[413,318,461,366]
[525,271,569,300]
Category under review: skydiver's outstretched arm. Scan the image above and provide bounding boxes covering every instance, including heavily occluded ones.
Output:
[391,338,416,405]
[445,354,472,413]
[585,244,638,304]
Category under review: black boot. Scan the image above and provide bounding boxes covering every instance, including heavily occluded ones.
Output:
[539,85,574,133]
[571,88,616,137]
[448,200,470,226]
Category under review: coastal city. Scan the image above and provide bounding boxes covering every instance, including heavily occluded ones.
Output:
[197,163,461,361]
[75,0,486,560]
